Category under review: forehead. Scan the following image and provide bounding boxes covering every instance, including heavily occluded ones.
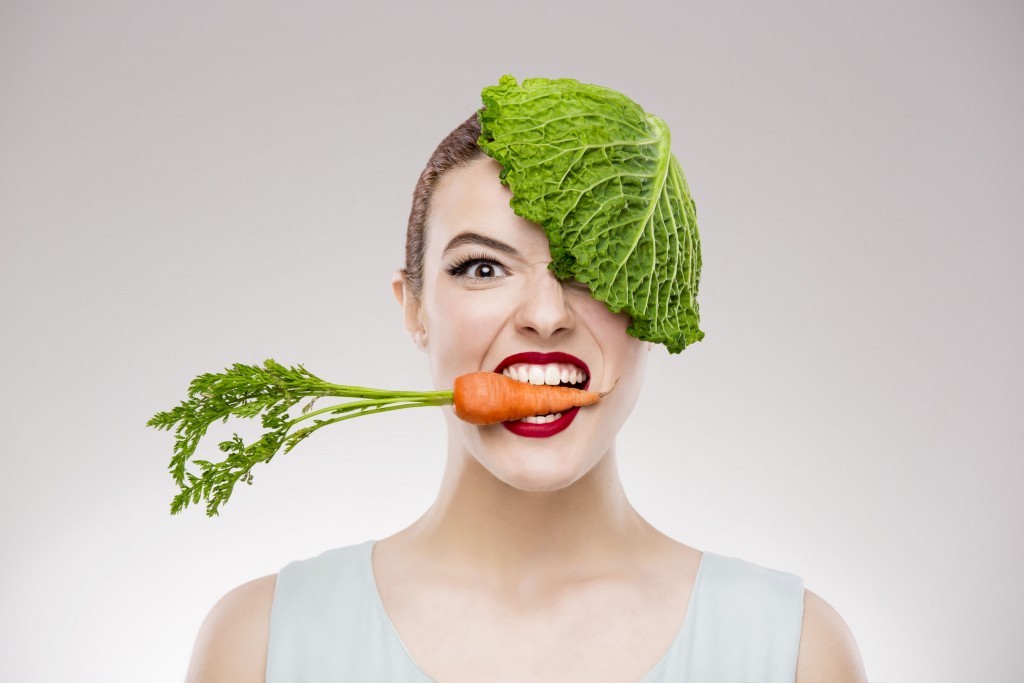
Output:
[426,156,550,259]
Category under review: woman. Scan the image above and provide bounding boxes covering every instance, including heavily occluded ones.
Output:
[185,104,867,682]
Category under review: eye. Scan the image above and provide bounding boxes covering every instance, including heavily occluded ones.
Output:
[444,255,510,282]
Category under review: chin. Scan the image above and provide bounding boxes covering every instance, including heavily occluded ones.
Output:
[451,415,616,493]
[495,471,583,494]
[481,448,598,493]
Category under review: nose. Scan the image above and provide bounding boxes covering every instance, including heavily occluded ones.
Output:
[513,264,575,340]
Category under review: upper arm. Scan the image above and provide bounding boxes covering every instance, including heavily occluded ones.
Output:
[795,588,867,683]
[184,574,277,683]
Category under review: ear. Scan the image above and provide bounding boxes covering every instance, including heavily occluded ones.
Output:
[391,269,428,351]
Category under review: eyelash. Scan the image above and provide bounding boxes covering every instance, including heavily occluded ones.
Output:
[444,253,509,282]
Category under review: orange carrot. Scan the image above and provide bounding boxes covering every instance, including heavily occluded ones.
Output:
[452,371,602,425]
[152,360,611,515]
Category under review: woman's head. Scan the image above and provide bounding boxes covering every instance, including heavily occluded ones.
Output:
[392,118,652,492]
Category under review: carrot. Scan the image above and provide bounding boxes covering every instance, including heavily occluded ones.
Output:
[150,360,609,515]
[452,371,602,424]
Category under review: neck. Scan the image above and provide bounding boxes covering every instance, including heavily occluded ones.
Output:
[401,439,653,592]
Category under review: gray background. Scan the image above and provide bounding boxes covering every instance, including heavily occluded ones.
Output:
[2,1,1021,681]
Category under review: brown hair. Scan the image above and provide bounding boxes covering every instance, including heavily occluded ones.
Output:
[403,111,487,300]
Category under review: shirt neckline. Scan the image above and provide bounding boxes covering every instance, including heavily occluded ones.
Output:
[361,538,710,682]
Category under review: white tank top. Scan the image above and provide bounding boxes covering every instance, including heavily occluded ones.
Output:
[266,539,805,682]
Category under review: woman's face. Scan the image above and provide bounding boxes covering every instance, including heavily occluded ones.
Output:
[396,156,651,492]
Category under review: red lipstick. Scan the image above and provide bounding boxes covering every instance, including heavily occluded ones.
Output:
[492,352,591,438]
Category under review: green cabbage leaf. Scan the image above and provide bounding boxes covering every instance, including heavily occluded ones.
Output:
[478,75,704,353]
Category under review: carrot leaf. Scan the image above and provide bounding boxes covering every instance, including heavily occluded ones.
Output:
[147,359,451,516]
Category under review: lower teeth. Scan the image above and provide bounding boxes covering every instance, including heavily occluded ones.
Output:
[518,412,562,424]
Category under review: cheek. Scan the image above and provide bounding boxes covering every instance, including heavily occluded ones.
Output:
[578,301,648,393]
[576,298,634,348]
[423,285,515,380]
[570,287,626,323]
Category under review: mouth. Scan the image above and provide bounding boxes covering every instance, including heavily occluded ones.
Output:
[492,352,592,438]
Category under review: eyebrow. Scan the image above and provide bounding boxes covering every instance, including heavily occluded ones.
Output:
[441,231,522,258]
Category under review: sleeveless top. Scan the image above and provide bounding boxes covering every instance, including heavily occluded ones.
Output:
[266,539,805,682]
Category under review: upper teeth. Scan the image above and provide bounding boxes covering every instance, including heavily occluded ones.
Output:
[501,363,588,386]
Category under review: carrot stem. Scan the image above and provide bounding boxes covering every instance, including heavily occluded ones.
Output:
[289,392,453,426]
[284,398,452,451]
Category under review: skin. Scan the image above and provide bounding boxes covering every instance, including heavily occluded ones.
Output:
[184,156,867,682]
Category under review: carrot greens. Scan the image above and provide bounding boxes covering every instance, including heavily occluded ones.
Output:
[147,359,451,516]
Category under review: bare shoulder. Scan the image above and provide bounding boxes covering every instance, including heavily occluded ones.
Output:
[184,574,277,683]
[795,588,867,683]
